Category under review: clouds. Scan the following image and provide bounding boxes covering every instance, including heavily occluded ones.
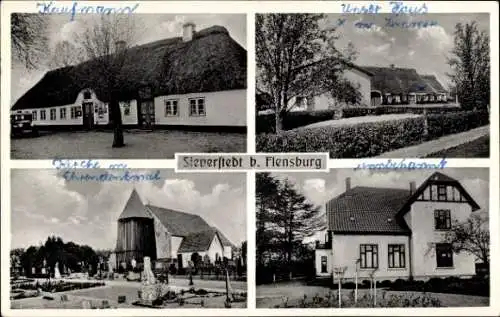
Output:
[11,170,246,250]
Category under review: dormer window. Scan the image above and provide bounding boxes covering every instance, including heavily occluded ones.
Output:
[349,216,355,221]
[387,218,392,223]
[83,91,92,100]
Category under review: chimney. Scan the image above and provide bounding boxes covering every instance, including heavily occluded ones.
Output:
[115,40,126,53]
[345,177,351,191]
[182,22,196,42]
[410,181,416,194]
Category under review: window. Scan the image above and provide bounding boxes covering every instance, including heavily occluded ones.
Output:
[434,209,451,230]
[436,243,453,267]
[70,107,76,119]
[359,244,378,269]
[83,91,92,99]
[321,256,328,273]
[165,99,178,116]
[32,110,37,121]
[388,244,405,268]
[123,101,131,116]
[60,108,66,120]
[189,98,206,116]
[40,110,46,120]
[437,185,447,201]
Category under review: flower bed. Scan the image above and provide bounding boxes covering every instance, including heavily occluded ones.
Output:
[256,110,489,158]
[13,280,105,293]
[274,290,442,308]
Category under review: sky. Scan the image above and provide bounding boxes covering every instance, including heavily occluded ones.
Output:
[271,168,490,243]
[321,13,490,89]
[11,169,247,250]
[11,13,247,105]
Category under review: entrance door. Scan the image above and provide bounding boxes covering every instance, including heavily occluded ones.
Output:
[138,100,155,129]
[177,254,183,269]
[82,102,94,129]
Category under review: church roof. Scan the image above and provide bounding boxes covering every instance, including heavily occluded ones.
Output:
[146,205,213,237]
[118,189,152,219]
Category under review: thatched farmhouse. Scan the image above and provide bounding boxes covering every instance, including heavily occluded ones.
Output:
[11,23,246,132]
[315,172,480,281]
[115,189,233,269]
[288,64,450,111]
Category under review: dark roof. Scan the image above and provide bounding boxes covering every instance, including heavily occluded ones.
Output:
[326,172,480,235]
[177,229,219,253]
[326,186,411,235]
[213,227,234,247]
[146,205,213,237]
[118,189,152,220]
[398,172,481,215]
[362,66,436,94]
[421,75,447,93]
[12,25,247,110]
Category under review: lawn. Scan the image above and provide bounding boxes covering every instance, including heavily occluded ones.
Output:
[426,135,490,158]
[11,130,247,159]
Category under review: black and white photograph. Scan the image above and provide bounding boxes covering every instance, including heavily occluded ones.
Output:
[10,169,247,308]
[256,13,490,158]
[10,13,247,159]
[256,169,489,308]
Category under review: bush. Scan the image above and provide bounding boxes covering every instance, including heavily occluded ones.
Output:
[256,110,335,133]
[427,110,489,138]
[257,116,426,158]
[256,110,489,157]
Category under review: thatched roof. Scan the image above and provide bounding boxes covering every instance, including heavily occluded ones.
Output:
[362,66,439,95]
[421,75,447,93]
[12,25,246,110]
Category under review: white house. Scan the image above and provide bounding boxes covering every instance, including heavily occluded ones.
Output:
[11,23,246,132]
[315,172,480,281]
[115,189,233,269]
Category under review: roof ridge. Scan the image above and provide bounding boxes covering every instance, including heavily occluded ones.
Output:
[145,203,201,217]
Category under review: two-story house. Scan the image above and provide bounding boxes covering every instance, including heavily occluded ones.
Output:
[315,172,480,281]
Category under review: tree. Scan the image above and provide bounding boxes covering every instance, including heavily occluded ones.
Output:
[11,13,49,70]
[444,213,489,266]
[50,40,86,69]
[256,14,359,132]
[447,21,490,111]
[256,173,325,277]
[73,15,145,147]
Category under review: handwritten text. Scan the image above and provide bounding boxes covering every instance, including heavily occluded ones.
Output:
[37,1,140,21]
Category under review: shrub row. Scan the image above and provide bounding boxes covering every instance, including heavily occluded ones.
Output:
[256,110,489,158]
[257,106,463,133]
[256,110,335,133]
[257,116,426,158]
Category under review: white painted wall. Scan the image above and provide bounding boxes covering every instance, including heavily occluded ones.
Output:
[287,68,372,112]
[315,249,333,277]
[150,211,170,260]
[223,246,232,259]
[154,89,246,127]
[171,236,183,258]
[179,235,225,267]
[406,201,476,278]
[331,234,411,280]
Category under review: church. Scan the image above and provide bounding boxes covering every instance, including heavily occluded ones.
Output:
[114,189,233,269]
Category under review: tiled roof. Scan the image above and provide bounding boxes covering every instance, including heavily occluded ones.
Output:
[146,205,213,237]
[326,186,412,235]
[214,228,234,247]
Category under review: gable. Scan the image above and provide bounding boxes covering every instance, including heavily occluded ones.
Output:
[398,172,481,216]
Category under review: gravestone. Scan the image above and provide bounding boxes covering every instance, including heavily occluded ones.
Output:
[54,262,61,279]
[140,257,157,301]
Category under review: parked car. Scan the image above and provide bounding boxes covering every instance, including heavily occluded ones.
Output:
[11,112,38,137]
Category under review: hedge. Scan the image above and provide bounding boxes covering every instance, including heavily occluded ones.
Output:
[256,110,489,158]
[257,106,463,133]
[256,110,335,133]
